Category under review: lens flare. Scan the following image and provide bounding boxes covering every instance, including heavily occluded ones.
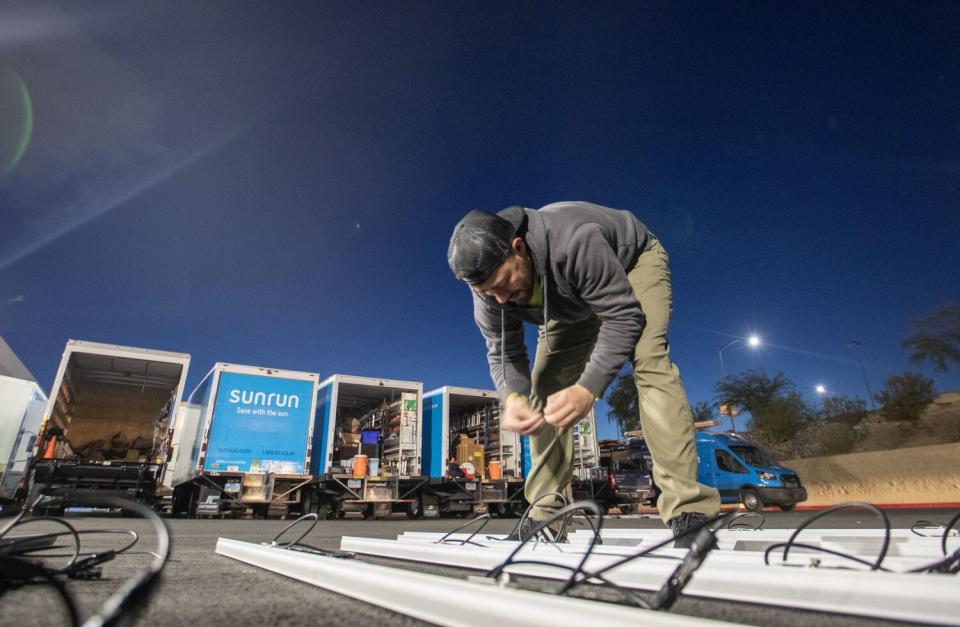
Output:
[0,69,33,176]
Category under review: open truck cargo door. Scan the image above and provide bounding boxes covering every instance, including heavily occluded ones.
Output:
[30,340,190,513]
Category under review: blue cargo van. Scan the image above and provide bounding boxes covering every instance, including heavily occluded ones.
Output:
[696,432,807,512]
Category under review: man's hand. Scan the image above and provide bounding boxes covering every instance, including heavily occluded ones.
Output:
[501,393,546,435]
[544,384,594,429]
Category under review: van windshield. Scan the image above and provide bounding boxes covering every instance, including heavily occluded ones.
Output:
[730,445,777,467]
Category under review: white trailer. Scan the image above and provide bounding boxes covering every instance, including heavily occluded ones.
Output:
[169,363,318,517]
[30,340,190,513]
[0,375,47,504]
[306,374,424,519]
[421,386,524,517]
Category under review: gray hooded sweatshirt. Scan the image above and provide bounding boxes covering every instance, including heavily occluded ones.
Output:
[472,201,650,402]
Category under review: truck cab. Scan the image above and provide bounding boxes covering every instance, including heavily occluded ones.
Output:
[695,432,806,512]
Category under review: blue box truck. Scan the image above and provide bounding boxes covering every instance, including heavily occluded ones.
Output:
[696,431,807,512]
[304,374,424,519]
[422,386,524,517]
[168,363,318,517]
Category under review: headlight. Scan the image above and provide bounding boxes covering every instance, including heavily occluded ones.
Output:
[759,472,776,481]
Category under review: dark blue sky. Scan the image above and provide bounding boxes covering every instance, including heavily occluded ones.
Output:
[1,1,957,437]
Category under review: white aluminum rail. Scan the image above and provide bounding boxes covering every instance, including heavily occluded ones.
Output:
[395,530,948,558]
[340,536,960,625]
[390,535,939,570]
[215,538,727,627]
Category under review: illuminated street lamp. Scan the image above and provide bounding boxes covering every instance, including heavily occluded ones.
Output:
[718,334,762,377]
[814,384,828,413]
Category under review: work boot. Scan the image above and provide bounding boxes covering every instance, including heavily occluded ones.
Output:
[669,512,710,549]
[506,517,567,543]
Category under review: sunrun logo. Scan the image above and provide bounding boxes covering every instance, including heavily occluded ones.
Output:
[228,389,301,409]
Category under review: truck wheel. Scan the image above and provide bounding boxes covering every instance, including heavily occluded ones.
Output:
[778,504,796,512]
[741,489,764,513]
[320,501,339,520]
[406,498,422,519]
[299,489,317,514]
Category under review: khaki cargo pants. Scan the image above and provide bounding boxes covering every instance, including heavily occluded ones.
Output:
[525,236,721,527]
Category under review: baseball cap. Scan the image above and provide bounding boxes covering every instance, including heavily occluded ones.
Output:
[447,206,526,284]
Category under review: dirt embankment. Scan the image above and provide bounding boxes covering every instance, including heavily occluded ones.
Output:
[784,441,960,506]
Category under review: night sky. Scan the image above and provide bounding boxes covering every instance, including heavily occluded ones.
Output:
[1,1,957,438]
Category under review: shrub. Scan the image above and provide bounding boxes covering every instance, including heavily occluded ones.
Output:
[875,372,935,422]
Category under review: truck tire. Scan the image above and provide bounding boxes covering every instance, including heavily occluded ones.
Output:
[741,489,764,513]
[406,498,422,519]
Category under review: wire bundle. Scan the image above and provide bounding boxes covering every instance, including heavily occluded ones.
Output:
[0,497,170,627]
[763,502,960,574]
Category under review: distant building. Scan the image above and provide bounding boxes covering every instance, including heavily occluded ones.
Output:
[0,337,35,382]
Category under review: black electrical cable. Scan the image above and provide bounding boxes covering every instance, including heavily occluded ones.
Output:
[486,504,727,611]
[436,513,492,547]
[771,502,891,571]
[910,519,944,537]
[0,516,82,570]
[941,510,960,557]
[905,548,960,574]
[488,500,671,608]
[271,513,319,548]
[763,503,960,575]
[8,530,139,560]
[762,541,890,570]
[265,513,353,558]
[726,511,765,530]
[483,556,652,608]
[903,510,960,574]
[78,496,170,627]
[484,500,653,606]
[492,491,570,545]
[487,501,603,582]
[563,512,729,607]
[0,496,169,627]
[0,554,81,627]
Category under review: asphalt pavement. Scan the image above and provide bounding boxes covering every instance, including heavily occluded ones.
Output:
[0,508,953,627]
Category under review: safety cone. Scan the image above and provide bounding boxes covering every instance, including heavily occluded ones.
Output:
[41,436,58,459]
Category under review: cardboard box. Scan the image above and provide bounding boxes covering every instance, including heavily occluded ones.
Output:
[343,417,361,432]
[456,437,485,480]
[341,432,361,446]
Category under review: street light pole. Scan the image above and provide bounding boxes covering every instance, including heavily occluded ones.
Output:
[717,338,741,378]
[847,340,877,411]
[717,335,762,433]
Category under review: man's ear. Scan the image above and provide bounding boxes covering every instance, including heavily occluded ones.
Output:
[511,237,526,256]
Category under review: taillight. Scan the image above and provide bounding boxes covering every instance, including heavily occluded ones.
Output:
[608,470,617,490]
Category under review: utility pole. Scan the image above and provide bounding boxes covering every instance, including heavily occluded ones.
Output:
[847,340,877,411]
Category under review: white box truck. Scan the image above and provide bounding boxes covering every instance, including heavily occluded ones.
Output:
[305,374,424,519]
[30,340,190,514]
[169,363,318,517]
[421,386,524,517]
[0,375,47,506]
